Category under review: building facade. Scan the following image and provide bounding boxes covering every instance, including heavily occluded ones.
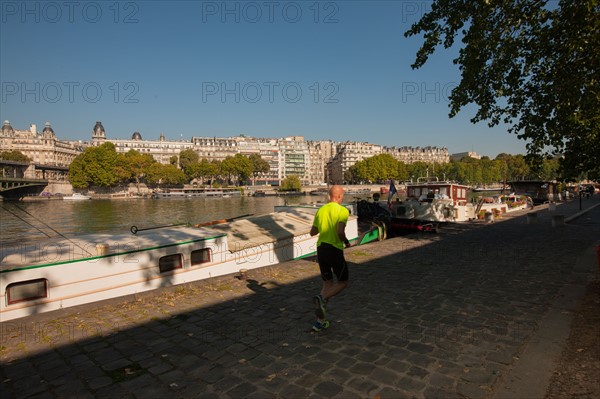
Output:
[383,146,449,164]
[450,151,481,161]
[1,120,458,186]
[307,140,335,186]
[327,141,383,184]
[0,120,84,179]
[92,122,193,165]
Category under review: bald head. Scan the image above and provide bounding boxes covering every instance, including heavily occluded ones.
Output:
[329,185,345,203]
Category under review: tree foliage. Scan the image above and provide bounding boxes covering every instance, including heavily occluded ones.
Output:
[145,164,186,186]
[179,149,199,180]
[0,151,31,177]
[249,153,270,185]
[346,154,560,185]
[280,175,302,191]
[124,150,156,192]
[68,143,122,188]
[404,0,600,180]
[0,150,30,162]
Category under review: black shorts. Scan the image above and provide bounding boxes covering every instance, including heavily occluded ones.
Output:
[317,243,348,282]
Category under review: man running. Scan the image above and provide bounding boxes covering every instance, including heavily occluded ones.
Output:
[309,185,352,331]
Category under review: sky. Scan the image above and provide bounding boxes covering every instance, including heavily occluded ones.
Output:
[0,0,529,157]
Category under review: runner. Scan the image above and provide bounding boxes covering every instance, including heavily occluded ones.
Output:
[309,185,352,331]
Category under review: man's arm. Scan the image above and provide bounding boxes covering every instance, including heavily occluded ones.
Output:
[336,221,351,247]
[310,226,319,236]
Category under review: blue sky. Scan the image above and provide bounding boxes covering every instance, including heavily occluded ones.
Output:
[0,0,528,157]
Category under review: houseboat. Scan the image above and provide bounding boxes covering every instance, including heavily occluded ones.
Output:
[508,180,557,205]
[0,207,378,321]
[152,187,241,199]
[388,179,530,232]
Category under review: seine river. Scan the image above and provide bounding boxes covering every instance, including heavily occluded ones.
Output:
[0,195,319,244]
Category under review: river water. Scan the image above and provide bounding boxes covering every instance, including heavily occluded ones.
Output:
[0,195,321,244]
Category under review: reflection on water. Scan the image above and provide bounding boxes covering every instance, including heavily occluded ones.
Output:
[0,196,321,244]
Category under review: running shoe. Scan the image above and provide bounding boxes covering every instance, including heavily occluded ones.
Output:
[312,319,330,332]
[313,294,326,319]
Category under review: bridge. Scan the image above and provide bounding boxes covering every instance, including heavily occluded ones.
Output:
[1,160,65,200]
[0,177,49,199]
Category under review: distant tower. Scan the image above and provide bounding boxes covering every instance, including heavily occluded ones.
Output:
[132,131,142,141]
[42,122,56,139]
[92,121,106,143]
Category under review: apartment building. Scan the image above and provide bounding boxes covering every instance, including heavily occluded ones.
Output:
[0,120,84,168]
[383,146,449,164]
[93,121,193,164]
[327,141,383,184]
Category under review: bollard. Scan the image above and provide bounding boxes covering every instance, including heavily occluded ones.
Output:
[552,214,565,227]
[96,244,110,256]
[527,213,537,224]
[596,245,600,274]
[239,268,249,280]
[548,202,556,212]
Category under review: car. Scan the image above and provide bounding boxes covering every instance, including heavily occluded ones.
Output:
[40,192,52,197]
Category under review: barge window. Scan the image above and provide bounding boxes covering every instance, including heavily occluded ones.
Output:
[7,279,48,305]
[191,248,211,265]
[159,254,183,273]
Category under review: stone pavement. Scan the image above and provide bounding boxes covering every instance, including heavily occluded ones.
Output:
[1,196,599,399]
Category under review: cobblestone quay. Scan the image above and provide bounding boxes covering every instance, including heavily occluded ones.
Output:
[1,197,599,398]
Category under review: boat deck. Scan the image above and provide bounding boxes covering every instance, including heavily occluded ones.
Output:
[0,209,324,271]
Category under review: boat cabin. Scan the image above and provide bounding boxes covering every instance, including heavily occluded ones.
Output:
[406,182,469,206]
[508,180,557,205]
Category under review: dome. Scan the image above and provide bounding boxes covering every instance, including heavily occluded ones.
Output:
[132,131,142,140]
[93,121,105,135]
[1,120,14,136]
[42,122,55,138]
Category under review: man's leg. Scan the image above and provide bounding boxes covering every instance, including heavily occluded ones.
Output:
[321,279,348,301]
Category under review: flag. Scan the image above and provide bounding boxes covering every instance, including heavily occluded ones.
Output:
[387,180,397,207]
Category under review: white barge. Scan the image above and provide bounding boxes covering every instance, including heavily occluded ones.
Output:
[0,208,374,321]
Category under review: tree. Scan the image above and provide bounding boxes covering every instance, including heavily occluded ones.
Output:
[407,162,429,182]
[220,154,253,186]
[124,150,156,193]
[0,150,30,162]
[233,154,253,185]
[367,154,399,182]
[249,153,270,185]
[220,156,236,185]
[68,142,121,188]
[405,0,600,180]
[178,149,199,181]
[397,161,410,182]
[146,163,186,186]
[0,150,30,178]
[179,149,199,170]
[348,160,370,183]
[348,154,400,183]
[506,155,530,181]
[280,175,302,191]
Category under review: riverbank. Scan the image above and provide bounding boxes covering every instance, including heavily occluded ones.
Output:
[1,197,598,398]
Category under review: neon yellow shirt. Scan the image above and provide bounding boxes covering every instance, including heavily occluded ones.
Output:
[313,202,349,250]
